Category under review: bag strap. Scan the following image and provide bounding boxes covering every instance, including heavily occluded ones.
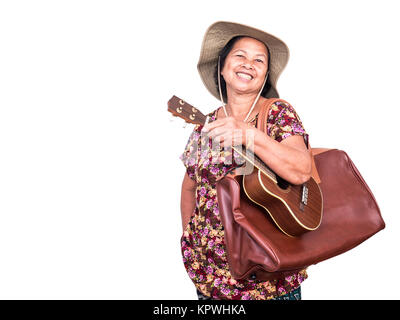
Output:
[257,98,322,184]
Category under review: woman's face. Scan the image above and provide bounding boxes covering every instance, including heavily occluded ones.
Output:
[221,37,269,96]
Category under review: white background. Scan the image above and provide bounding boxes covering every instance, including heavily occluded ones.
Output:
[0,0,398,300]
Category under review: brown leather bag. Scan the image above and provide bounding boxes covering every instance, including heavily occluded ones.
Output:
[216,99,385,281]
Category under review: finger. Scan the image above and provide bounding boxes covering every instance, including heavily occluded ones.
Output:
[222,137,233,149]
[232,133,243,146]
[215,133,233,149]
[212,129,244,146]
[207,126,230,139]
[202,118,230,132]
[202,120,223,133]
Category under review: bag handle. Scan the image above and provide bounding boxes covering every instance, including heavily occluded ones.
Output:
[257,98,322,184]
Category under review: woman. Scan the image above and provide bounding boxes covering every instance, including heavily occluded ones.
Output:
[180,21,312,300]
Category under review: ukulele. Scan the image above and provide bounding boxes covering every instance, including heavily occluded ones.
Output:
[168,95,323,237]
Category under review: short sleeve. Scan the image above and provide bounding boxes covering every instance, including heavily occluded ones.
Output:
[180,125,201,181]
[267,100,309,148]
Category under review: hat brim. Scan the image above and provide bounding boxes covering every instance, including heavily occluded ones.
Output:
[197,21,290,100]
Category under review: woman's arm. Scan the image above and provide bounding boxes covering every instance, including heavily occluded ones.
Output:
[180,172,197,231]
[251,127,312,185]
[202,117,312,185]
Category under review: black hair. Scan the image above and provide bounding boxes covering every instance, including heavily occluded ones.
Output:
[213,36,272,101]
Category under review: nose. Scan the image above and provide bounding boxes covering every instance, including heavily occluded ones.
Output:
[241,59,253,69]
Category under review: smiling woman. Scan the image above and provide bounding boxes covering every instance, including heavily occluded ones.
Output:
[179,21,311,300]
[215,36,271,104]
[220,38,268,104]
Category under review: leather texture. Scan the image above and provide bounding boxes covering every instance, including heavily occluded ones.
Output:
[217,149,385,280]
[216,102,385,280]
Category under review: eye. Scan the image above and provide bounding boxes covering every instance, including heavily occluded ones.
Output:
[255,59,265,64]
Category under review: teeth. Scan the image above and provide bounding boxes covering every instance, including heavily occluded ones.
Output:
[237,72,253,80]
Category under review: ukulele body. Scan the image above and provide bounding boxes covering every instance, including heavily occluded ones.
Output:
[242,169,323,237]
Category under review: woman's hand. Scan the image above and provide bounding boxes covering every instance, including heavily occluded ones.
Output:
[202,117,252,148]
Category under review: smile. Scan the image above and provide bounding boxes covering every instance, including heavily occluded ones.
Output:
[236,72,253,80]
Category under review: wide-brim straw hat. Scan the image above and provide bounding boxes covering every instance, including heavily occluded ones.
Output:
[197,21,290,100]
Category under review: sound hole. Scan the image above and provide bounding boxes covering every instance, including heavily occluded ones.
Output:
[276,175,290,190]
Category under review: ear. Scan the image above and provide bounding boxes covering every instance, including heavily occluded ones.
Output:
[219,68,226,80]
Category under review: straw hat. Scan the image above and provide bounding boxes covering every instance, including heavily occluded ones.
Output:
[197,21,290,100]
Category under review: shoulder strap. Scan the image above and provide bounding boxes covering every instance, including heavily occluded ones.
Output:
[257,98,322,184]
[256,98,278,133]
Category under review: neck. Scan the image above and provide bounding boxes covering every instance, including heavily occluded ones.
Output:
[225,91,265,121]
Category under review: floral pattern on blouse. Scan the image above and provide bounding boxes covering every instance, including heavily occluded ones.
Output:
[180,100,309,300]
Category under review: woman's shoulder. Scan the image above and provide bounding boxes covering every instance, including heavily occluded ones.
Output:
[268,98,296,114]
[263,97,308,143]
[265,98,303,123]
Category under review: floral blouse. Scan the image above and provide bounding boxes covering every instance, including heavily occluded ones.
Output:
[180,100,309,300]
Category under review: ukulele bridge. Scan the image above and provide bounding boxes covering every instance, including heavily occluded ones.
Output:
[301,184,309,206]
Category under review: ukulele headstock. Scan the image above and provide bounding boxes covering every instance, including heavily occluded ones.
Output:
[167,96,206,126]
